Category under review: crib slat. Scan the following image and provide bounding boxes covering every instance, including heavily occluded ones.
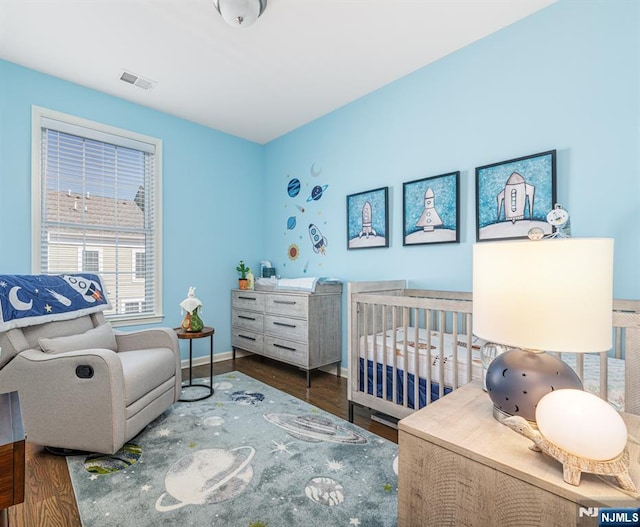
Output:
[392,306,398,405]
[381,304,387,403]
[465,312,473,383]
[412,308,419,410]
[425,308,432,406]
[599,351,608,401]
[451,312,459,390]
[438,310,445,399]
[402,306,410,411]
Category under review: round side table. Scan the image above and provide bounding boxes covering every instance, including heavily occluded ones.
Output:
[174,326,215,402]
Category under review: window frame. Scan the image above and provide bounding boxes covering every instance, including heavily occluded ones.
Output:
[31,106,164,326]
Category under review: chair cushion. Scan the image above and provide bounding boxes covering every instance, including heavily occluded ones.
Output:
[118,347,177,406]
[38,323,117,354]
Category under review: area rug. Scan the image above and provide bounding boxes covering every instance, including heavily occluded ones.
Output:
[67,372,399,526]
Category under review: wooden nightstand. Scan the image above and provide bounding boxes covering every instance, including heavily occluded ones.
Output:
[398,382,640,527]
[0,392,25,527]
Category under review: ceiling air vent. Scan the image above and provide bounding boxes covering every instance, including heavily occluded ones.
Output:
[120,71,156,91]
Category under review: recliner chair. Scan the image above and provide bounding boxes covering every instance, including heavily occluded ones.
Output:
[0,311,181,454]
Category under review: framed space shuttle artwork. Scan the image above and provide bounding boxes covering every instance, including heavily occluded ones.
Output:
[346,187,389,250]
[475,150,557,242]
[402,171,460,246]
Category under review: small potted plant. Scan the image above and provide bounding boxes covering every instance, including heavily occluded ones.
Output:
[236,260,250,290]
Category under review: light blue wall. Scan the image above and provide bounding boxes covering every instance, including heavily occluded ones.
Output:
[1,0,638,366]
[0,60,265,360]
[264,0,640,302]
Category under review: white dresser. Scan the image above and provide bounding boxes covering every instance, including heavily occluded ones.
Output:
[231,283,342,387]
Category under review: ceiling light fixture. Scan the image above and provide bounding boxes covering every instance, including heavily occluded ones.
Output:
[213,0,267,28]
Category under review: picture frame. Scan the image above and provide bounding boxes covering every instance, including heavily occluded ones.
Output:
[403,171,460,246]
[475,150,556,242]
[346,186,389,250]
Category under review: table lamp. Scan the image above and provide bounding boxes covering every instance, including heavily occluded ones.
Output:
[472,238,614,422]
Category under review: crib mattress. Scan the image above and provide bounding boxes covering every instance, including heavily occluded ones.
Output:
[358,326,626,410]
[358,327,484,387]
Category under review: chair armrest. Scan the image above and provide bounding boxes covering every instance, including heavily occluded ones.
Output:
[114,327,179,353]
[0,348,127,453]
[114,328,182,397]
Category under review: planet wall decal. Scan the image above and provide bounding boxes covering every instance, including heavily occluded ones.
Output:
[306,184,328,202]
[287,178,301,198]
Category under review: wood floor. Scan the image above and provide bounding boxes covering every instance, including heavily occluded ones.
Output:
[8,355,397,526]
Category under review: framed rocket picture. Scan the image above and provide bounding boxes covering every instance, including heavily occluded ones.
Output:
[475,150,556,242]
[403,172,460,246]
[346,187,389,250]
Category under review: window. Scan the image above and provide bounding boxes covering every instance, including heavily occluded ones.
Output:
[79,248,102,273]
[32,107,163,324]
[132,250,146,281]
[122,300,147,314]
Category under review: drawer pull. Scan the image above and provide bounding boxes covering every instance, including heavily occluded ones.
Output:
[238,315,256,321]
[273,321,296,328]
[238,334,256,341]
[274,343,297,352]
[238,296,257,301]
[274,300,296,305]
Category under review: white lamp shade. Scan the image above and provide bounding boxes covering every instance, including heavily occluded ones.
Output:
[215,0,265,27]
[536,389,627,461]
[472,238,613,353]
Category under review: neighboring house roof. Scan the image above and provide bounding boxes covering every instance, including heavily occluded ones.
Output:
[45,189,144,230]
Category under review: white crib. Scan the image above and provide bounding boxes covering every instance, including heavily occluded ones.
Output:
[347,280,640,423]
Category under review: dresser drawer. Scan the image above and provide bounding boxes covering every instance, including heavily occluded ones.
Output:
[232,291,265,312]
[264,314,308,342]
[232,309,264,333]
[264,336,308,367]
[265,294,308,318]
[232,329,264,354]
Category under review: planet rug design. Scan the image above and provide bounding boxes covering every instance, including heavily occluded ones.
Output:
[84,443,142,474]
[306,184,328,202]
[229,391,265,405]
[155,446,256,511]
[203,415,225,427]
[287,216,296,230]
[305,477,345,506]
[263,413,367,444]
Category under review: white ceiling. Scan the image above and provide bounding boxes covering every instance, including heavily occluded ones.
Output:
[0,0,557,144]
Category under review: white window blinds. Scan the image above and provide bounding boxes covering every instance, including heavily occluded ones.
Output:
[34,109,162,323]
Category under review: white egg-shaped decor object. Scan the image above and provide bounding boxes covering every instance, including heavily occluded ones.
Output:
[536,389,628,461]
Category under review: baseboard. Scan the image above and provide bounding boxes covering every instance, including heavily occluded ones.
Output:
[180,349,249,370]
[181,350,347,379]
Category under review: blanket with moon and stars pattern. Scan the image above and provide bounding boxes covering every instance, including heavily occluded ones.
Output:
[0,274,110,331]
